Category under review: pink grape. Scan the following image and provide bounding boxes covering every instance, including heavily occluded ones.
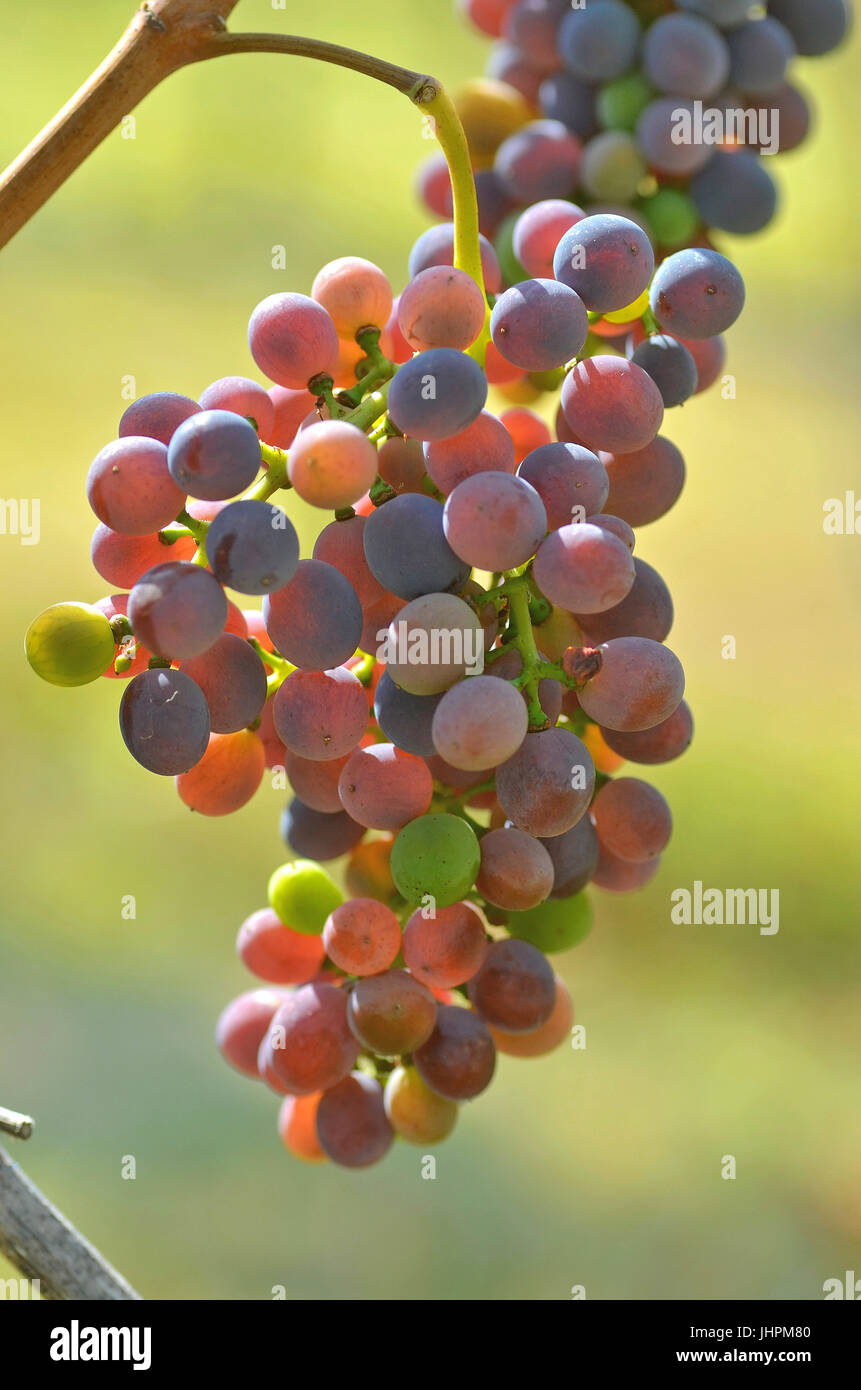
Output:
[600,699,694,765]
[517,441,609,529]
[180,633,267,733]
[495,727,595,836]
[128,561,227,660]
[119,392,200,444]
[577,636,685,731]
[490,278,588,371]
[315,1073,394,1168]
[397,265,486,352]
[267,983,359,1094]
[337,743,434,830]
[500,407,552,463]
[377,436,427,495]
[237,907,326,984]
[443,472,547,570]
[216,987,288,1078]
[423,410,516,495]
[267,385,316,447]
[313,514,386,607]
[248,292,340,389]
[592,776,673,862]
[322,898,402,976]
[476,827,554,910]
[512,198,585,278]
[91,525,196,588]
[87,437,185,536]
[347,970,437,1056]
[468,938,555,1033]
[431,675,528,771]
[272,667,368,760]
[198,376,275,437]
[287,420,378,510]
[575,556,673,643]
[413,1005,496,1100]
[533,522,635,614]
[311,256,393,337]
[601,436,686,527]
[561,357,664,454]
[591,843,662,893]
[403,902,489,989]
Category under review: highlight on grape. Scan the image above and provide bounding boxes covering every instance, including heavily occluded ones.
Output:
[23,0,851,1170]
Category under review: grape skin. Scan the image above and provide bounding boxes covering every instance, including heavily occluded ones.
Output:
[553,214,654,315]
[575,556,673,644]
[513,199,585,279]
[322,898,402,977]
[119,392,200,445]
[263,560,362,672]
[600,436,686,528]
[397,265,486,352]
[237,907,325,985]
[120,667,210,775]
[636,98,713,178]
[91,525,196,588]
[490,278,589,372]
[390,813,481,908]
[727,18,795,95]
[267,983,359,1094]
[216,987,288,1078]
[167,410,261,501]
[517,441,609,529]
[650,249,745,340]
[495,727,595,837]
[198,375,275,438]
[560,356,664,454]
[313,514,386,609]
[591,842,662,893]
[387,347,489,443]
[278,1093,326,1163]
[247,292,340,390]
[348,970,437,1057]
[424,411,516,496]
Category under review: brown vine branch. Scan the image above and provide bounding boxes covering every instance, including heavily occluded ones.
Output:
[0,1143,141,1300]
[0,1,437,252]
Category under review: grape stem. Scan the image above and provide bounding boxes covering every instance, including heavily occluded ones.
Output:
[502,581,549,730]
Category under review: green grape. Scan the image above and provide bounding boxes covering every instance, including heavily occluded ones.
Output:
[638,189,700,250]
[25,601,116,687]
[596,73,654,132]
[267,859,343,936]
[390,813,480,908]
[493,211,527,288]
[384,1064,458,1145]
[507,892,593,954]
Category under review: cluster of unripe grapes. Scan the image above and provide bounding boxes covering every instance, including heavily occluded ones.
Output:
[23,0,848,1170]
[439,0,851,242]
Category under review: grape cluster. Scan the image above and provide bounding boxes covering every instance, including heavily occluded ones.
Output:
[25,208,730,1166]
[435,0,851,243]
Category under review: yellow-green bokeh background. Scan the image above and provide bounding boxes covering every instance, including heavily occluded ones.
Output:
[1,0,859,1301]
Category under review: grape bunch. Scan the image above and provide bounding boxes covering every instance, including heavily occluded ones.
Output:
[26,207,739,1166]
[430,0,851,245]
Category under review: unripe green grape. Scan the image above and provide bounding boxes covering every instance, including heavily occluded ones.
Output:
[384,1064,458,1145]
[268,859,343,936]
[507,891,593,954]
[596,73,655,133]
[638,189,699,249]
[493,211,527,288]
[390,813,480,908]
[25,601,116,687]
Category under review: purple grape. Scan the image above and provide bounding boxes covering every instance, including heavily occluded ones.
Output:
[553,214,654,315]
[575,556,674,643]
[539,71,598,138]
[556,1,641,82]
[272,667,367,761]
[167,409,261,500]
[363,494,470,600]
[601,436,686,528]
[494,120,582,204]
[263,560,362,671]
[533,521,635,614]
[560,357,664,454]
[387,348,488,443]
[517,441,609,528]
[280,798,365,861]
[630,335,699,408]
[636,98,714,177]
[600,698,694,765]
[128,561,227,659]
[413,1005,496,1101]
[649,248,745,338]
[198,376,275,438]
[315,1074,393,1168]
[727,18,796,94]
[119,668,210,775]
[767,0,851,56]
[373,670,443,756]
[690,150,778,236]
[490,278,588,371]
[496,728,595,837]
[408,222,502,296]
[205,499,300,595]
[118,392,200,445]
[642,13,730,99]
[541,816,600,899]
[443,472,547,571]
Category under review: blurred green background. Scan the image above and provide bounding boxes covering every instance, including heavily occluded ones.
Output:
[1,0,859,1301]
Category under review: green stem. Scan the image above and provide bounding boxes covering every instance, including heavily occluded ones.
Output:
[247,442,292,502]
[175,508,210,545]
[506,583,548,730]
[347,381,391,433]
